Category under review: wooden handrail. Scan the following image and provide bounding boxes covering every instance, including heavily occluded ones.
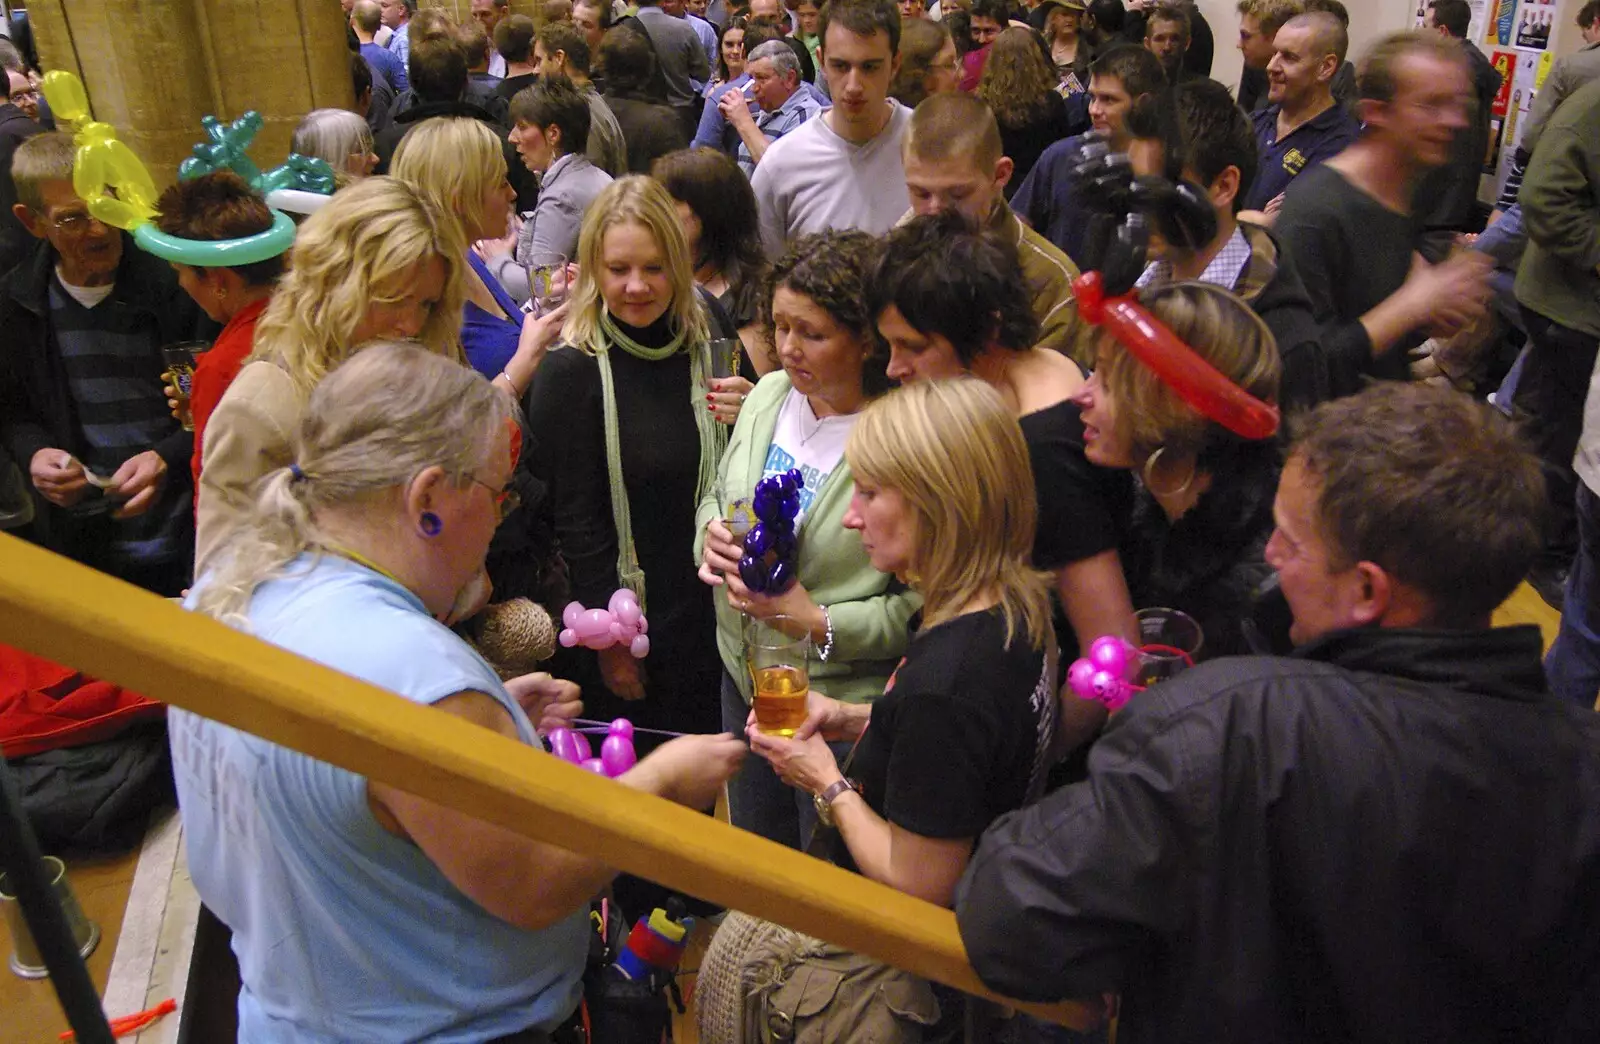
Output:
[0,534,1095,1029]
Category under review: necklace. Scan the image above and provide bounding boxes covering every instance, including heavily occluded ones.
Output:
[316,542,403,586]
[799,396,849,446]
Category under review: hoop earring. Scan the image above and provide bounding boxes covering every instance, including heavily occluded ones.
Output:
[1142,446,1196,499]
[420,512,443,537]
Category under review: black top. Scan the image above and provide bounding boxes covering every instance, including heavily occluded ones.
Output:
[604,91,692,174]
[1273,163,1424,387]
[999,94,1077,201]
[957,625,1600,1043]
[1019,399,1133,572]
[1119,440,1280,660]
[495,72,539,104]
[836,608,1055,876]
[524,315,722,735]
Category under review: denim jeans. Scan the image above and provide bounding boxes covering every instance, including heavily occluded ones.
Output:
[1546,483,1600,710]
[719,670,856,850]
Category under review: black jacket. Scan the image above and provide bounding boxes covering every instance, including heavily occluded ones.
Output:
[0,235,210,558]
[1234,220,1331,411]
[1418,39,1502,241]
[0,102,43,278]
[956,626,1600,1043]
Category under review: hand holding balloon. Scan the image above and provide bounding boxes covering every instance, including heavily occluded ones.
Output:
[545,718,637,777]
[558,589,650,658]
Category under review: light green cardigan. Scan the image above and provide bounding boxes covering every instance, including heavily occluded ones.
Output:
[693,372,922,705]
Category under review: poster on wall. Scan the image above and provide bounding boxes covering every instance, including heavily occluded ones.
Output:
[1485,0,1518,46]
[1490,49,1517,116]
[1515,0,1555,49]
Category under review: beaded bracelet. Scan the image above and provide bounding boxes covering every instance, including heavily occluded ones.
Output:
[818,606,835,662]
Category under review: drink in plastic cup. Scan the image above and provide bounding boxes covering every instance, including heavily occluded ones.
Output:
[527,251,569,315]
[1135,607,1203,687]
[746,615,811,737]
[161,341,211,432]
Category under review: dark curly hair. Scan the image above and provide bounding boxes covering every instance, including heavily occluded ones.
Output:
[153,171,284,286]
[764,230,891,396]
[867,210,1039,367]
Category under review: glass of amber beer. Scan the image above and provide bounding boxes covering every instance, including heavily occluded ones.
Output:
[745,614,812,737]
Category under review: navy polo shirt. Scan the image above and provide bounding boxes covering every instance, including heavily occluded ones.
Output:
[1243,102,1360,211]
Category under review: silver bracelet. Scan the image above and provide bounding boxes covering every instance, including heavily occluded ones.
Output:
[496,370,519,396]
[818,606,834,662]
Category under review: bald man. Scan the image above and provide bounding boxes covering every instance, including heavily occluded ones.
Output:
[1239,10,1357,214]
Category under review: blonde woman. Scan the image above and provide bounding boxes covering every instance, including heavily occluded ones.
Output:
[195,176,467,575]
[392,117,568,392]
[749,378,1058,1028]
[1074,279,1282,660]
[290,108,379,182]
[525,176,730,738]
[976,27,1076,197]
[175,343,744,1043]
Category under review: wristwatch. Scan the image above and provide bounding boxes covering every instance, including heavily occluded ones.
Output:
[813,778,861,828]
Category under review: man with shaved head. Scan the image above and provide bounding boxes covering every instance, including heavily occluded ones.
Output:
[901,92,1080,357]
[1235,0,1302,112]
[1239,10,1356,214]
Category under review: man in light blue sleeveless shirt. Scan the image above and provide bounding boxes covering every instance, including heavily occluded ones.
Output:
[171,555,587,1042]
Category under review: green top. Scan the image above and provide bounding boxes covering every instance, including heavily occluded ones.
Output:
[1514,77,1600,340]
[693,372,922,705]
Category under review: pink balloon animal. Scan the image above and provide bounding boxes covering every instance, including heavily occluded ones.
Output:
[1067,635,1141,712]
[559,589,650,658]
[546,719,638,778]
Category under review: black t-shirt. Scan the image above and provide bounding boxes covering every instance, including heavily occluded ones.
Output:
[835,608,1056,874]
[1020,399,1134,571]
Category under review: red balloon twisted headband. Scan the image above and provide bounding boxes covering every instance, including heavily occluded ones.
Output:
[1075,271,1281,441]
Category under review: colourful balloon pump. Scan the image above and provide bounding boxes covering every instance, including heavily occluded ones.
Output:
[737,469,804,594]
[1067,635,1142,712]
[546,719,637,777]
[558,589,650,658]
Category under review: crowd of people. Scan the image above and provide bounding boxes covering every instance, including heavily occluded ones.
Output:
[3,0,1600,1041]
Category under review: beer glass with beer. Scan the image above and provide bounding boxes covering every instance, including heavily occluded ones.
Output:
[745,614,812,737]
[161,341,212,432]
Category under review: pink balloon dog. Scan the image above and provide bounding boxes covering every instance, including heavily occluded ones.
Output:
[558,589,650,658]
[546,719,638,777]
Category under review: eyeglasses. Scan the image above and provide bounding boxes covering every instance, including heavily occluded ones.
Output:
[468,475,521,522]
[47,211,107,236]
[9,87,37,103]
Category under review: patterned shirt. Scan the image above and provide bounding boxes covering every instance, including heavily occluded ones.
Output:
[1136,226,1253,292]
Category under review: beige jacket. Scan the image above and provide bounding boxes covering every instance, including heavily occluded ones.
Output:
[195,361,302,576]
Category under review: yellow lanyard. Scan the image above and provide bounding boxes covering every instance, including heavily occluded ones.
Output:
[317,543,404,587]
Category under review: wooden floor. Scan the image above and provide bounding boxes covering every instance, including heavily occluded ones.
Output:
[1,584,1567,1041]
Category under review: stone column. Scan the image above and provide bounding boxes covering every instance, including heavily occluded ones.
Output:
[26,0,355,189]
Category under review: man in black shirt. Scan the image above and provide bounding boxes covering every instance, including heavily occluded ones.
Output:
[1272,30,1490,397]
[956,382,1600,1043]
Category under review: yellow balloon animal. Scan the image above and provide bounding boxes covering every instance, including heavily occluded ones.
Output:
[40,70,161,231]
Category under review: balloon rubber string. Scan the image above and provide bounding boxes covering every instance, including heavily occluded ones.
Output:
[572,718,689,738]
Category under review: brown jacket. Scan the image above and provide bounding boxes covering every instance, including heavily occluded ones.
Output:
[195,361,301,576]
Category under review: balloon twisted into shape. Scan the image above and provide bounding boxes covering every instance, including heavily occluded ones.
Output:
[1074,271,1281,441]
[559,589,651,658]
[38,71,313,266]
[546,719,638,778]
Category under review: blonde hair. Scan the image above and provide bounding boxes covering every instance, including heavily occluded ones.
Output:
[249,176,467,399]
[846,378,1052,648]
[1096,281,1281,463]
[391,116,507,239]
[194,343,517,628]
[562,175,709,352]
[10,132,76,213]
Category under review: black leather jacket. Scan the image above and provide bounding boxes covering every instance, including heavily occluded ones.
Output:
[956,626,1600,1043]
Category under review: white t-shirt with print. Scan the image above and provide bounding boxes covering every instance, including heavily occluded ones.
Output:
[760,387,858,527]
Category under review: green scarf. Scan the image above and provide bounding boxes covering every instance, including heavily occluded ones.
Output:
[595,309,726,613]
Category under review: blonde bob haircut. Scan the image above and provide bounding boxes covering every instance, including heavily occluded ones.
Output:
[195,343,518,629]
[391,116,507,239]
[249,176,467,399]
[846,378,1052,649]
[1095,281,1281,465]
[562,175,709,353]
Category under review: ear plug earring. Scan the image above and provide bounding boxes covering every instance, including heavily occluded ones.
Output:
[420,512,443,537]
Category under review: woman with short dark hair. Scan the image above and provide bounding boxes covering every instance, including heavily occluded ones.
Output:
[153,172,286,507]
